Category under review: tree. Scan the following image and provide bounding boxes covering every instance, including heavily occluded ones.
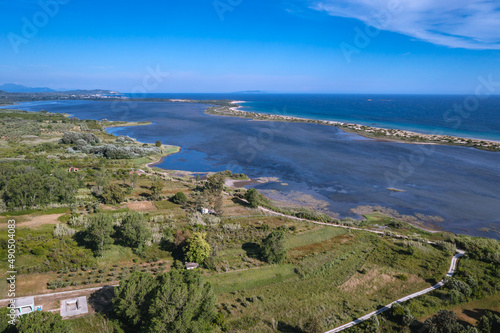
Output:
[113,270,217,333]
[155,140,162,147]
[477,311,500,333]
[129,172,139,190]
[204,172,225,210]
[423,310,464,333]
[119,212,151,252]
[113,272,157,327]
[0,307,13,333]
[150,177,164,201]
[213,194,224,216]
[171,191,187,205]
[85,213,114,256]
[185,232,211,264]
[190,191,207,211]
[389,303,414,326]
[16,311,73,333]
[0,198,6,213]
[444,277,472,304]
[147,270,217,333]
[245,188,260,208]
[174,230,191,249]
[102,183,125,204]
[261,230,287,264]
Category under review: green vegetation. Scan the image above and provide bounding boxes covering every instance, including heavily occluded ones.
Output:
[0,159,78,211]
[113,270,218,332]
[185,232,211,264]
[119,211,151,253]
[16,311,73,333]
[85,213,115,256]
[0,225,95,274]
[244,188,260,208]
[102,184,125,204]
[0,107,498,333]
[171,191,188,205]
[261,229,287,264]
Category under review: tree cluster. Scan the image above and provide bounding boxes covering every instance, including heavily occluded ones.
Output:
[0,160,79,210]
[423,310,476,333]
[113,270,218,333]
[15,311,73,333]
[84,212,151,256]
[60,131,101,145]
[78,144,161,159]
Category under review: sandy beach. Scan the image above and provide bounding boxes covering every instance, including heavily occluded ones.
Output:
[207,103,500,151]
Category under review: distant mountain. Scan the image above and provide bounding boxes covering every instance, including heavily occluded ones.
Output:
[232,90,264,94]
[0,83,56,93]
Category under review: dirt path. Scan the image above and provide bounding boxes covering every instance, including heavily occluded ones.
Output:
[256,205,436,244]
[16,214,64,227]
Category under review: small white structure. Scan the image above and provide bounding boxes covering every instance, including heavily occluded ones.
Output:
[12,297,35,317]
[60,296,88,318]
[185,262,199,270]
[200,207,215,215]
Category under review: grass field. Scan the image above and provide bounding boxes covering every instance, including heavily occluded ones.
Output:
[205,225,452,332]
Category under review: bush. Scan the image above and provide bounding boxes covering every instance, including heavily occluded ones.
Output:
[244,188,260,208]
[102,184,125,204]
[171,191,187,205]
[53,224,76,238]
[61,131,100,145]
[83,144,160,159]
[261,230,287,264]
[119,212,152,252]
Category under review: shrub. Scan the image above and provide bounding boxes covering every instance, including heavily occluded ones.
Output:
[102,184,125,204]
[171,191,187,205]
[53,224,76,238]
[261,230,287,264]
[61,131,100,145]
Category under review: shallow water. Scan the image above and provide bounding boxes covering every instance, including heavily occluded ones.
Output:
[6,100,500,239]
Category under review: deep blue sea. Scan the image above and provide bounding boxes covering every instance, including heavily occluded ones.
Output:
[4,95,500,239]
[126,93,500,141]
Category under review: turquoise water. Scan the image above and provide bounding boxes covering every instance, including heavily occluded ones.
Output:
[125,93,500,141]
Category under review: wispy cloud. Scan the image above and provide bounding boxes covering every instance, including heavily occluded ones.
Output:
[309,0,500,50]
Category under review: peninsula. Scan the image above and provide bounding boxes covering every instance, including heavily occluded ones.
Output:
[206,104,500,152]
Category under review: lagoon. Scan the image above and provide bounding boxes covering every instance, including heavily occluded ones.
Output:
[6,100,500,239]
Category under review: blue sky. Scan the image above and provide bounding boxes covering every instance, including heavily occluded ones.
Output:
[0,0,499,93]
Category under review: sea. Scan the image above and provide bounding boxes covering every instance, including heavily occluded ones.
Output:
[4,94,500,239]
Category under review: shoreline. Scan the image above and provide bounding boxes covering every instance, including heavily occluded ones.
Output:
[5,99,497,239]
[144,146,181,169]
[103,120,152,128]
[207,104,500,152]
[6,97,499,150]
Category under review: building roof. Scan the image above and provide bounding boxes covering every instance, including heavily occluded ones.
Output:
[185,262,199,269]
[60,296,89,317]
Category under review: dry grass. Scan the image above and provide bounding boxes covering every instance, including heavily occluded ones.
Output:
[418,294,500,326]
[339,267,425,297]
[126,201,157,212]
[16,213,64,228]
